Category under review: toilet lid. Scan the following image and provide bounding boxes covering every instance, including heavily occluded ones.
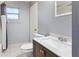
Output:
[21,43,33,50]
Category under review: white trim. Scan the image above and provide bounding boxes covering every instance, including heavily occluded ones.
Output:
[1,15,7,49]
[30,2,38,42]
[55,12,72,17]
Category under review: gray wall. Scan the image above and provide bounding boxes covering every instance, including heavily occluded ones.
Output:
[72,1,79,57]
[38,1,72,36]
[6,2,30,44]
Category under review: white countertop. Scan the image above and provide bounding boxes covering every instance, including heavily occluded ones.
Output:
[33,36,72,57]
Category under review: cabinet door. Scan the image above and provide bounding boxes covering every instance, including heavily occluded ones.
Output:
[33,40,45,57]
[33,41,36,57]
[46,50,58,57]
[46,53,53,57]
[35,44,45,57]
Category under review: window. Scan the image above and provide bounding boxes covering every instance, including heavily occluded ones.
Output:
[6,7,19,20]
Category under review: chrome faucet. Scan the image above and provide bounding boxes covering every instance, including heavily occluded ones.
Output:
[58,37,67,42]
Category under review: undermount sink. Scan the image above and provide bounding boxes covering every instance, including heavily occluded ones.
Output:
[39,36,71,52]
[43,39,63,50]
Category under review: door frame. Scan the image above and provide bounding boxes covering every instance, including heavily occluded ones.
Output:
[30,2,38,42]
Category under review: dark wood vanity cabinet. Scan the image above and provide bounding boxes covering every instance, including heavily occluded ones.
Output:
[33,40,59,57]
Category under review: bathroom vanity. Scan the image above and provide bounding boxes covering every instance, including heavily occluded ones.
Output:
[33,36,72,57]
[33,40,58,57]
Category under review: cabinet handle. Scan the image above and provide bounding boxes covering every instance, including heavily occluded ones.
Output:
[40,49,44,54]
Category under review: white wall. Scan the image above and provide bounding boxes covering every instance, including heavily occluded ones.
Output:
[6,2,30,44]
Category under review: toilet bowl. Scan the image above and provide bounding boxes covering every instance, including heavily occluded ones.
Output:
[20,33,45,53]
[20,43,33,52]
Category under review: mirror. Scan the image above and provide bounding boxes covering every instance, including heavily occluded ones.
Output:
[55,1,72,17]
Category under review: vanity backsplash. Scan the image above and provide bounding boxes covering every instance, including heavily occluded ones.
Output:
[49,33,72,43]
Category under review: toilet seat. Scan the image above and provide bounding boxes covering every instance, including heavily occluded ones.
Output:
[21,43,33,50]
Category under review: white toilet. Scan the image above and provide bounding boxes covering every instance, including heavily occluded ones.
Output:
[20,34,45,53]
[20,43,33,53]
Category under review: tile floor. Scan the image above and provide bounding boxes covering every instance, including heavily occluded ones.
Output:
[0,43,33,57]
